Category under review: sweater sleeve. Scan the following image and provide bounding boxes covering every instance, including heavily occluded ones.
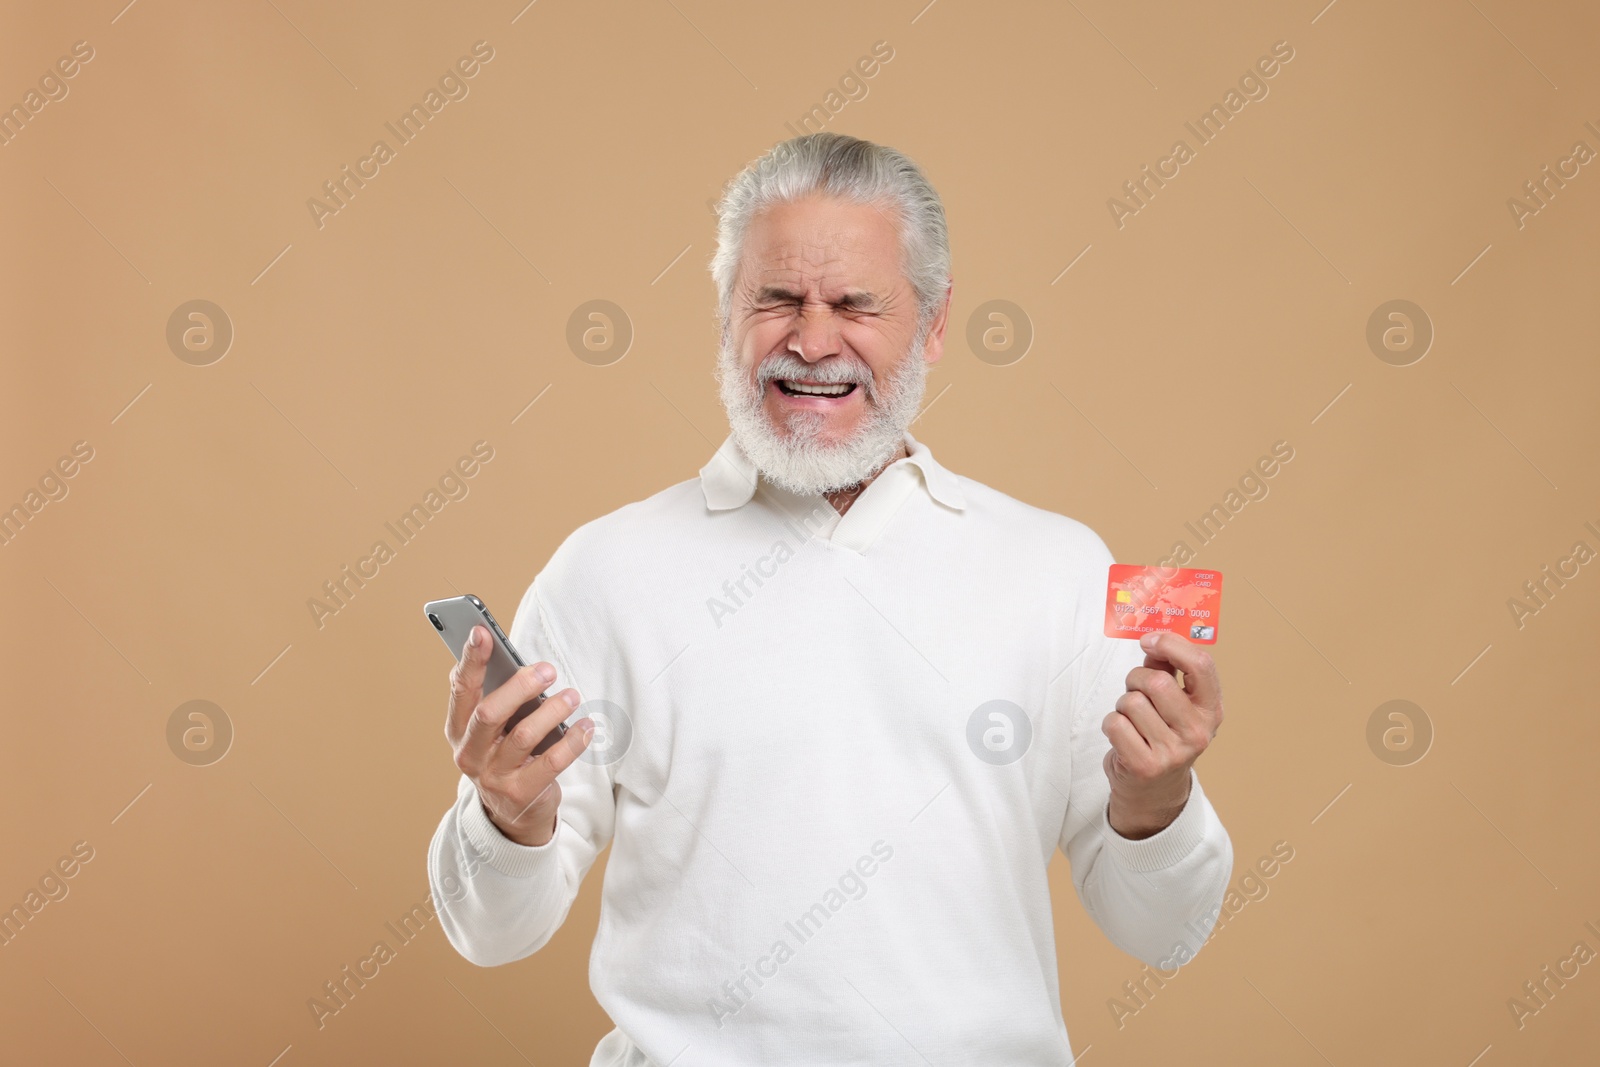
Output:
[427,575,617,967]
[1056,566,1233,970]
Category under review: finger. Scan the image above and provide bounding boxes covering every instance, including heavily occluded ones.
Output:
[1113,688,1180,753]
[491,688,581,774]
[457,664,553,773]
[1124,666,1196,738]
[1138,632,1222,711]
[446,625,491,743]
[501,713,596,808]
[1102,708,1155,776]
[539,715,596,778]
[496,720,597,829]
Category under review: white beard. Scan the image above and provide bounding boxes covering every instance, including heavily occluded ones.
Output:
[715,324,930,498]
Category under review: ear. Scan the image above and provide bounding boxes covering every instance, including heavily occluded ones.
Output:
[922,282,953,366]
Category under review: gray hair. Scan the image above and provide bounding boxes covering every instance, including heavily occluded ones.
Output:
[709,132,950,340]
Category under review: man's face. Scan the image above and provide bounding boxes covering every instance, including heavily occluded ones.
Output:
[716,194,949,496]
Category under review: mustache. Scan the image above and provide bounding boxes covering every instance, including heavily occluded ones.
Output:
[754,355,873,387]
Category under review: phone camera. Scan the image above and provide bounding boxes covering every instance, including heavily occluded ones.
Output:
[427,613,444,632]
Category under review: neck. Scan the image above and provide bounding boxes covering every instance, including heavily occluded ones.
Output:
[825,440,908,517]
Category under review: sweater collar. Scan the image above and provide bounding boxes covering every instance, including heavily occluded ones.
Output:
[700,427,966,512]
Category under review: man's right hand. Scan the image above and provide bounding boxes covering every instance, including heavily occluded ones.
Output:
[445,625,594,847]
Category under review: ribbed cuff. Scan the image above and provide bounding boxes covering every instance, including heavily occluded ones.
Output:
[1102,768,1210,873]
[458,786,563,880]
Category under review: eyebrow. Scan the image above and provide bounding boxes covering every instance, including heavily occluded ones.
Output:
[751,285,881,311]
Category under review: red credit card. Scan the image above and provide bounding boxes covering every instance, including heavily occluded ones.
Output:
[1104,564,1223,644]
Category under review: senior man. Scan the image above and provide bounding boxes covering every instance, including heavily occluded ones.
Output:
[428,132,1232,1066]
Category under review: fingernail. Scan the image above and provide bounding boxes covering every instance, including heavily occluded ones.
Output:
[1140,632,1158,649]
[536,663,555,684]
[581,721,595,739]
[469,627,481,648]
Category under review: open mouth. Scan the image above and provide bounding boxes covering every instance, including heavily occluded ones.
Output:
[774,380,859,399]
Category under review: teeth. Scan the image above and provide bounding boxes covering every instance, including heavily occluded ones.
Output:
[781,380,853,397]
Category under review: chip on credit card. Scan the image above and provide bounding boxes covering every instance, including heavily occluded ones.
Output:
[1104,564,1223,644]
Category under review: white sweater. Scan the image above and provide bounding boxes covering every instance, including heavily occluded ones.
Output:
[428,429,1233,1066]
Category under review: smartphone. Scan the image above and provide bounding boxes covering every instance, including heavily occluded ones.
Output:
[424,594,569,756]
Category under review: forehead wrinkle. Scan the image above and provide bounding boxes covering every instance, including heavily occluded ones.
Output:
[737,201,907,307]
[750,248,894,303]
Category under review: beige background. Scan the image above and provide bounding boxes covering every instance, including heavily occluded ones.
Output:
[3,0,1597,1063]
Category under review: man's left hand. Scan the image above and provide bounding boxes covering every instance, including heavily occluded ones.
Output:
[1101,631,1225,840]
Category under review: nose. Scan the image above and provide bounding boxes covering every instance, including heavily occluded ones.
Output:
[786,304,842,363]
